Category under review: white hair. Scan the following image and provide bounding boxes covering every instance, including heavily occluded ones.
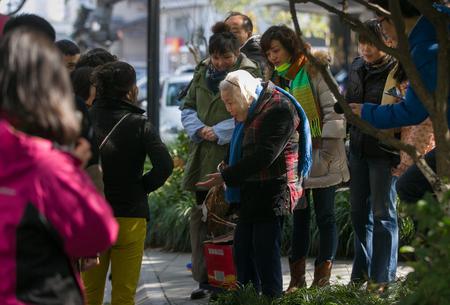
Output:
[219,70,261,108]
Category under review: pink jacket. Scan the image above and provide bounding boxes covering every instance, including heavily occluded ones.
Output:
[0,119,118,305]
[0,14,8,36]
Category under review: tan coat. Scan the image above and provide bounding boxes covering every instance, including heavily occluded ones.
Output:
[304,51,350,189]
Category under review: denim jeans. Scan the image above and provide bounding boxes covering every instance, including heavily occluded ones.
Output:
[233,217,283,298]
[291,186,338,264]
[350,153,398,283]
[397,149,435,203]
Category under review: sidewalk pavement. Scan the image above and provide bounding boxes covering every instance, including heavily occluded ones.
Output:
[102,248,413,305]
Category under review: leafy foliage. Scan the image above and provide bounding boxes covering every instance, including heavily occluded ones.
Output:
[210,284,272,305]
[211,283,411,305]
[399,192,450,305]
[210,0,252,13]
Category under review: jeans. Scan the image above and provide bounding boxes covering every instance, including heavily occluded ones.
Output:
[350,153,398,283]
[233,217,283,298]
[397,149,435,203]
[291,186,338,264]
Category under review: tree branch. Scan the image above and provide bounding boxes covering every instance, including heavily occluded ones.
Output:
[388,0,435,116]
[293,0,436,118]
[289,0,449,200]
[294,0,399,57]
[412,0,450,128]
[351,0,391,18]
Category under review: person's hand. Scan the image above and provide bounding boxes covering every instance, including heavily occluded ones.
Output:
[72,137,92,167]
[80,256,100,272]
[199,126,218,142]
[349,103,362,118]
[195,172,224,188]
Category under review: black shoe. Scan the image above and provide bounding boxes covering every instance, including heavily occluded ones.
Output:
[190,288,207,300]
[209,291,220,302]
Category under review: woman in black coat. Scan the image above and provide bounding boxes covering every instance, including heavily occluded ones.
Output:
[84,61,173,305]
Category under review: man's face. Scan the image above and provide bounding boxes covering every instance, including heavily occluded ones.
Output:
[377,16,398,47]
[225,15,251,47]
[63,53,80,72]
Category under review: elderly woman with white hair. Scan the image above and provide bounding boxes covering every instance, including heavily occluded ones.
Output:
[197,69,312,298]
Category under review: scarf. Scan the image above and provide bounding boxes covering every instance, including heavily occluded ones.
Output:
[274,55,322,138]
[205,64,228,94]
[364,54,393,72]
[224,84,313,203]
[225,85,263,203]
[275,85,313,179]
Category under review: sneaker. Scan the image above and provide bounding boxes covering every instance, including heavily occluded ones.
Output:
[190,287,207,300]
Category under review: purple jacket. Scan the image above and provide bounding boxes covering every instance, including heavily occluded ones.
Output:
[0,119,118,305]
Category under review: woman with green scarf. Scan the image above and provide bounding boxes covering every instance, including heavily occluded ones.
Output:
[261,25,349,291]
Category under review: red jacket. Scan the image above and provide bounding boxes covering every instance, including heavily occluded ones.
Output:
[0,119,118,304]
[0,14,9,36]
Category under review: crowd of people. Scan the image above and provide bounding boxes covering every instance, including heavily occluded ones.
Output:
[0,0,448,304]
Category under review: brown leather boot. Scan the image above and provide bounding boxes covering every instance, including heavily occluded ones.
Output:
[286,257,306,293]
[311,260,332,287]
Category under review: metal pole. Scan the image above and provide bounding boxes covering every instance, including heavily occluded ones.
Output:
[147,0,160,131]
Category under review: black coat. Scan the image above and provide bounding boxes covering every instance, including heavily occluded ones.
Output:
[345,56,398,161]
[241,35,269,78]
[89,98,173,219]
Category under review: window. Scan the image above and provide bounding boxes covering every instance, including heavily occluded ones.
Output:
[166,82,189,106]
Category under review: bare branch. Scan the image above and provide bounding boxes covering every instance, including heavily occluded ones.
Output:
[340,0,349,12]
[289,0,417,159]
[293,0,399,57]
[289,0,449,199]
[294,0,436,121]
[412,0,450,129]
[187,44,201,64]
[351,0,391,18]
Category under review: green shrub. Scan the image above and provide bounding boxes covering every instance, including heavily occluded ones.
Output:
[399,192,450,305]
[211,283,411,305]
[210,285,272,305]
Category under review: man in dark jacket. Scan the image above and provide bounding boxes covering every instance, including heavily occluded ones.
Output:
[225,12,269,78]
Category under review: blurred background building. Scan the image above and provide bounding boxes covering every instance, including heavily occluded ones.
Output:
[1,0,373,77]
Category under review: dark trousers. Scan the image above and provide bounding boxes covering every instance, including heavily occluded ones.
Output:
[396,149,435,203]
[233,217,283,298]
[189,191,209,285]
[291,186,338,264]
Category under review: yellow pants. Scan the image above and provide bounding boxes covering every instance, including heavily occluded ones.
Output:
[82,217,146,305]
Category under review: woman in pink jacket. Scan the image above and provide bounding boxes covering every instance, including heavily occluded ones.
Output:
[0,29,118,305]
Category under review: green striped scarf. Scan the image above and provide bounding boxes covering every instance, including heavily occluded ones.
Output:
[275,59,322,138]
